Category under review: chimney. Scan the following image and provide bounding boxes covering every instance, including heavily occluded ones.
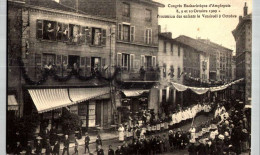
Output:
[244,2,248,16]
[158,25,161,34]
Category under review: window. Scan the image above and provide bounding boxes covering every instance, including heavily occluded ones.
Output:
[122,3,130,17]
[92,28,102,46]
[118,24,134,42]
[145,9,152,22]
[145,56,152,69]
[56,23,69,41]
[42,53,56,66]
[163,63,167,78]
[162,89,167,103]
[123,25,130,42]
[68,55,80,69]
[91,57,101,72]
[145,29,152,44]
[163,41,167,53]
[178,46,180,56]
[122,53,130,70]
[43,21,56,40]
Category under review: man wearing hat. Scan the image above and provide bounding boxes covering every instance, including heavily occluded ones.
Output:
[188,139,197,155]
[85,132,90,153]
[35,138,42,155]
[45,139,52,155]
[52,140,60,155]
[62,134,70,155]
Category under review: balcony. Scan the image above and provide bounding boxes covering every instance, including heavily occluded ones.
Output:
[116,69,159,81]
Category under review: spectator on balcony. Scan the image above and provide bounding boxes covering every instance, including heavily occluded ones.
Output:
[139,66,145,81]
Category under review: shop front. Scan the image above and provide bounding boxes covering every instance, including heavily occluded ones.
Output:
[27,87,112,134]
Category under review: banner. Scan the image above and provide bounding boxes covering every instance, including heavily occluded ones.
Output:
[170,78,244,95]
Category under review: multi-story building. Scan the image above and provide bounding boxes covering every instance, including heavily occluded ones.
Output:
[198,39,233,83]
[157,32,184,112]
[232,2,252,104]
[8,0,117,130]
[60,0,164,120]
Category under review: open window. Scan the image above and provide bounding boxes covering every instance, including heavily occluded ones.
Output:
[43,21,57,41]
[68,55,80,70]
[91,57,101,73]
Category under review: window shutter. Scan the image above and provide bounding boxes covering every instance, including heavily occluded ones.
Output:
[56,55,62,65]
[101,29,106,45]
[149,29,152,44]
[130,26,135,42]
[144,29,147,44]
[85,57,91,75]
[102,58,106,67]
[141,55,145,67]
[80,26,86,44]
[152,56,156,67]
[62,55,68,65]
[36,20,43,39]
[130,54,135,70]
[166,87,170,102]
[117,53,122,67]
[118,24,122,40]
[86,27,92,45]
[80,57,86,67]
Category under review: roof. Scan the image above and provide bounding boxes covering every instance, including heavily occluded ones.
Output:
[26,0,84,13]
[140,0,165,7]
[198,39,232,52]
[159,33,183,45]
[175,35,215,54]
[175,35,232,54]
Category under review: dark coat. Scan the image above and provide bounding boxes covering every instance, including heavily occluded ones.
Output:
[108,148,115,155]
[97,149,104,155]
[35,143,42,154]
[188,144,197,155]
[197,143,206,155]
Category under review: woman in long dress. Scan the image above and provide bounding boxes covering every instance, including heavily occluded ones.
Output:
[118,124,125,142]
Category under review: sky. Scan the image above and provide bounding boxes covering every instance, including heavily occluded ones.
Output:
[154,0,252,53]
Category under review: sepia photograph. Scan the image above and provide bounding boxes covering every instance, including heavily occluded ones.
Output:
[7,0,253,154]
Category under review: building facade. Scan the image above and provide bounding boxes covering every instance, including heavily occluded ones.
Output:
[8,0,117,130]
[232,3,252,104]
[60,0,164,120]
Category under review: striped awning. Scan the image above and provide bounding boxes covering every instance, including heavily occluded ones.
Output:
[122,89,150,97]
[8,95,19,111]
[28,89,74,113]
[69,87,110,103]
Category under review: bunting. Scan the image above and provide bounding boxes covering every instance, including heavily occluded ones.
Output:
[170,78,244,95]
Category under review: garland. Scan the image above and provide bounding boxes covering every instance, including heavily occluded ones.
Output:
[18,57,120,85]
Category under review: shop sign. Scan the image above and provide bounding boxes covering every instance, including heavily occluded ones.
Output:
[69,105,78,115]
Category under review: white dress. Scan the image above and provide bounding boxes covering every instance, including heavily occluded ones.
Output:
[118,127,125,141]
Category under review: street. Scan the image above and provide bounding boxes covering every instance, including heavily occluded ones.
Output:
[66,113,213,155]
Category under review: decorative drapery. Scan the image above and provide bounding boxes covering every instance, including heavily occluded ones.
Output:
[170,78,244,95]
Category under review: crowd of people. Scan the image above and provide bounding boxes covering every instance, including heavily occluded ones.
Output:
[8,98,250,155]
